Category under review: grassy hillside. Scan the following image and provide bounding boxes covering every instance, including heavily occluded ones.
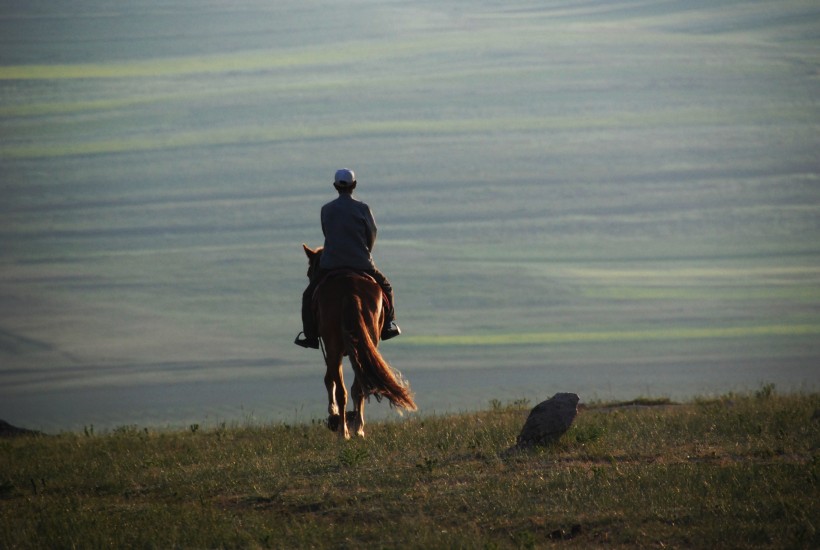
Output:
[1,388,817,548]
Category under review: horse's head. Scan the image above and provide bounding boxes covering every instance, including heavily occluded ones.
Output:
[302,244,323,279]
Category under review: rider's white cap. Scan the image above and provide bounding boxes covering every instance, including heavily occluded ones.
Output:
[334,168,356,187]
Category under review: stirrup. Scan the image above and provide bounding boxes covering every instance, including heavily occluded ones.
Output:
[381,321,401,341]
[294,332,319,349]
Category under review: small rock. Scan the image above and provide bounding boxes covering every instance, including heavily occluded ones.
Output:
[515,393,579,449]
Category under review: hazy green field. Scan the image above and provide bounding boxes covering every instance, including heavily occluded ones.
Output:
[1,0,819,430]
[1,390,817,548]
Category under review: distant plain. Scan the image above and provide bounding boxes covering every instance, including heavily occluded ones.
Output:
[1,0,819,431]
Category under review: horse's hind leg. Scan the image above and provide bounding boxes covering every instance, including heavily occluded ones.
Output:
[325,381,339,431]
[324,351,350,439]
[324,371,338,417]
[334,366,350,439]
[351,378,366,438]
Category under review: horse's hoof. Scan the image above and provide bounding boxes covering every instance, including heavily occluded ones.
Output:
[327,414,341,431]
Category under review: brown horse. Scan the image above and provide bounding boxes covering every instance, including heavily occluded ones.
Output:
[303,244,416,438]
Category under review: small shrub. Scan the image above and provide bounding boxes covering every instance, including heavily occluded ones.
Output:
[338,446,368,468]
[755,383,776,400]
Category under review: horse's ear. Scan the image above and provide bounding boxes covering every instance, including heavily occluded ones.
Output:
[302,243,315,258]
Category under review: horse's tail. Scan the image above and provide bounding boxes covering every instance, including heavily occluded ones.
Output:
[343,294,417,412]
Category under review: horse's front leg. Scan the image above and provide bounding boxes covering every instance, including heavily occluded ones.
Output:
[351,378,366,438]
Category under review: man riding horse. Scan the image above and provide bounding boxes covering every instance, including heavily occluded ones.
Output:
[295,168,401,349]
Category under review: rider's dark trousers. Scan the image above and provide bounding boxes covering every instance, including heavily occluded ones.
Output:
[301,267,395,339]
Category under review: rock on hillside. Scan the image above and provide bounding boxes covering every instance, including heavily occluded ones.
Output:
[515,393,579,449]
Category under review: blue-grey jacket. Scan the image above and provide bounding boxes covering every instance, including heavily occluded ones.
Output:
[319,193,377,271]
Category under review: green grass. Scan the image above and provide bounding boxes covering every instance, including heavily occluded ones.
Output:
[1,388,817,548]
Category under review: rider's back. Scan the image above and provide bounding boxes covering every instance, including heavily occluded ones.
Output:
[319,194,377,272]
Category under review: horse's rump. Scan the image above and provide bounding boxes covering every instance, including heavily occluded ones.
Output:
[312,268,391,316]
